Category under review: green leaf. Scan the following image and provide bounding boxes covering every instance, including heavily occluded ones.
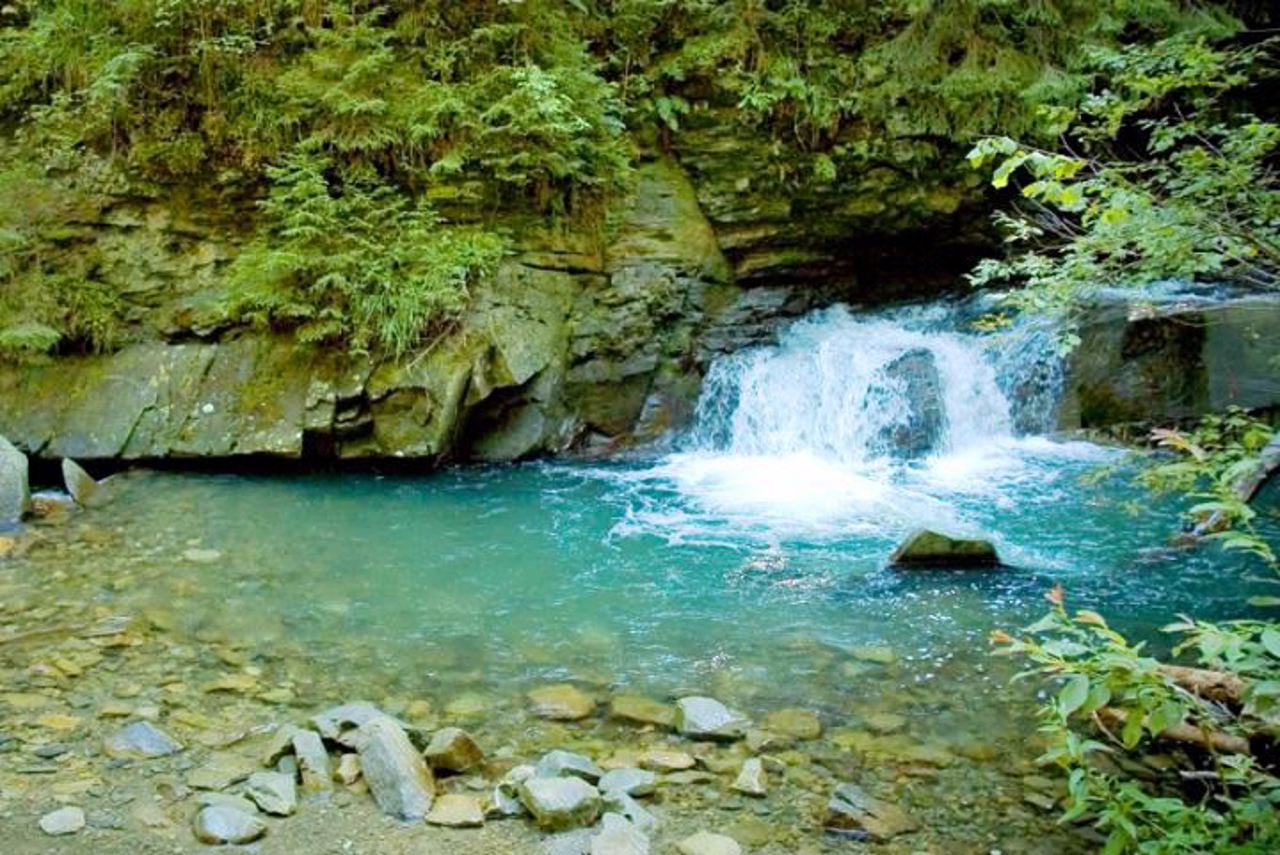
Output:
[1262,629,1280,659]
[1059,674,1091,716]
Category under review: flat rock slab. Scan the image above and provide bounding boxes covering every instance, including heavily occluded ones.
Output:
[528,684,597,721]
[674,697,748,741]
[824,782,919,841]
[105,721,183,759]
[192,805,266,845]
[519,777,602,831]
[352,716,435,820]
[245,770,297,816]
[426,793,485,828]
[890,529,1000,568]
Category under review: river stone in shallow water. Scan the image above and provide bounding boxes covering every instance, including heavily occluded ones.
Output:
[674,697,748,740]
[0,435,29,524]
[598,768,656,798]
[426,793,485,827]
[528,684,597,721]
[519,777,603,831]
[245,771,297,816]
[731,758,766,797]
[351,716,435,820]
[890,529,1000,568]
[536,749,603,783]
[676,831,742,855]
[106,721,183,759]
[824,782,919,841]
[609,695,675,729]
[762,708,821,740]
[591,813,650,855]
[193,805,267,845]
[875,348,944,458]
[424,726,484,773]
[39,806,85,836]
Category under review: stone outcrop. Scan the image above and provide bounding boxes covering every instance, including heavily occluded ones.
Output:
[1058,295,1280,430]
[890,530,1000,568]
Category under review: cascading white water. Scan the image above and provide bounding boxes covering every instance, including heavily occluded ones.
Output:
[688,304,1020,463]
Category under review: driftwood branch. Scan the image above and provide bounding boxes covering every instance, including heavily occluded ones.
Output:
[1158,664,1248,706]
[1190,433,1280,538]
[1097,707,1252,756]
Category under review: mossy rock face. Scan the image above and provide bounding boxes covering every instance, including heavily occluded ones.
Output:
[890,530,1001,569]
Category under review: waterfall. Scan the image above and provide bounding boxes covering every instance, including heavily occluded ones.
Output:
[688,303,1060,462]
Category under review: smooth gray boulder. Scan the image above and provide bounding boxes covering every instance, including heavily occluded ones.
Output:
[889,529,1000,568]
[674,697,748,741]
[351,715,435,820]
[192,805,267,845]
[518,777,602,831]
[0,436,29,524]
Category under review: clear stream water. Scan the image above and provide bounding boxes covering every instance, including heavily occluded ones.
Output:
[81,303,1275,719]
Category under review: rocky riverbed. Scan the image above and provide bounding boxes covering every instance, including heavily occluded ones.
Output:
[0,474,1116,855]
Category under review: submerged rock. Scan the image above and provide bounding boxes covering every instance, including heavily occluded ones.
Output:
[424,726,484,773]
[674,697,748,741]
[876,348,944,458]
[105,721,183,759]
[519,777,602,831]
[889,529,1000,568]
[192,805,267,845]
[824,782,919,841]
[39,806,85,836]
[351,716,435,820]
[528,684,597,721]
[608,695,675,729]
[731,758,767,797]
[762,708,821,740]
[0,435,29,524]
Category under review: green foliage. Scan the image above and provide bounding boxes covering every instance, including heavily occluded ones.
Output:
[967,31,1279,315]
[1142,408,1278,566]
[994,592,1280,855]
[227,152,506,358]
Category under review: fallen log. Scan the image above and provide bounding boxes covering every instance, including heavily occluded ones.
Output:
[1097,707,1252,756]
[1158,664,1248,707]
[1189,432,1280,538]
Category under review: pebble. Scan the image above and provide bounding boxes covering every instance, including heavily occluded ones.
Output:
[519,777,603,831]
[591,812,650,855]
[731,758,767,797]
[528,684,597,721]
[39,806,85,836]
[105,721,183,759]
[676,831,742,855]
[192,805,267,845]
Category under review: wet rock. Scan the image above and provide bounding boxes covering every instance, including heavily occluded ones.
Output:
[591,812,650,855]
[598,768,657,798]
[426,793,485,827]
[61,459,102,507]
[351,715,435,820]
[528,684,597,721]
[311,702,388,744]
[0,435,29,524]
[639,750,695,772]
[536,749,603,783]
[609,695,675,729]
[245,771,297,816]
[876,348,944,458]
[291,729,332,791]
[890,529,1000,568]
[762,708,821,740]
[334,753,361,785]
[863,712,906,734]
[674,697,748,741]
[519,777,602,831]
[39,806,85,836]
[192,805,267,845]
[731,758,767,797]
[676,831,742,855]
[824,782,919,841]
[424,726,484,773]
[105,721,183,759]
